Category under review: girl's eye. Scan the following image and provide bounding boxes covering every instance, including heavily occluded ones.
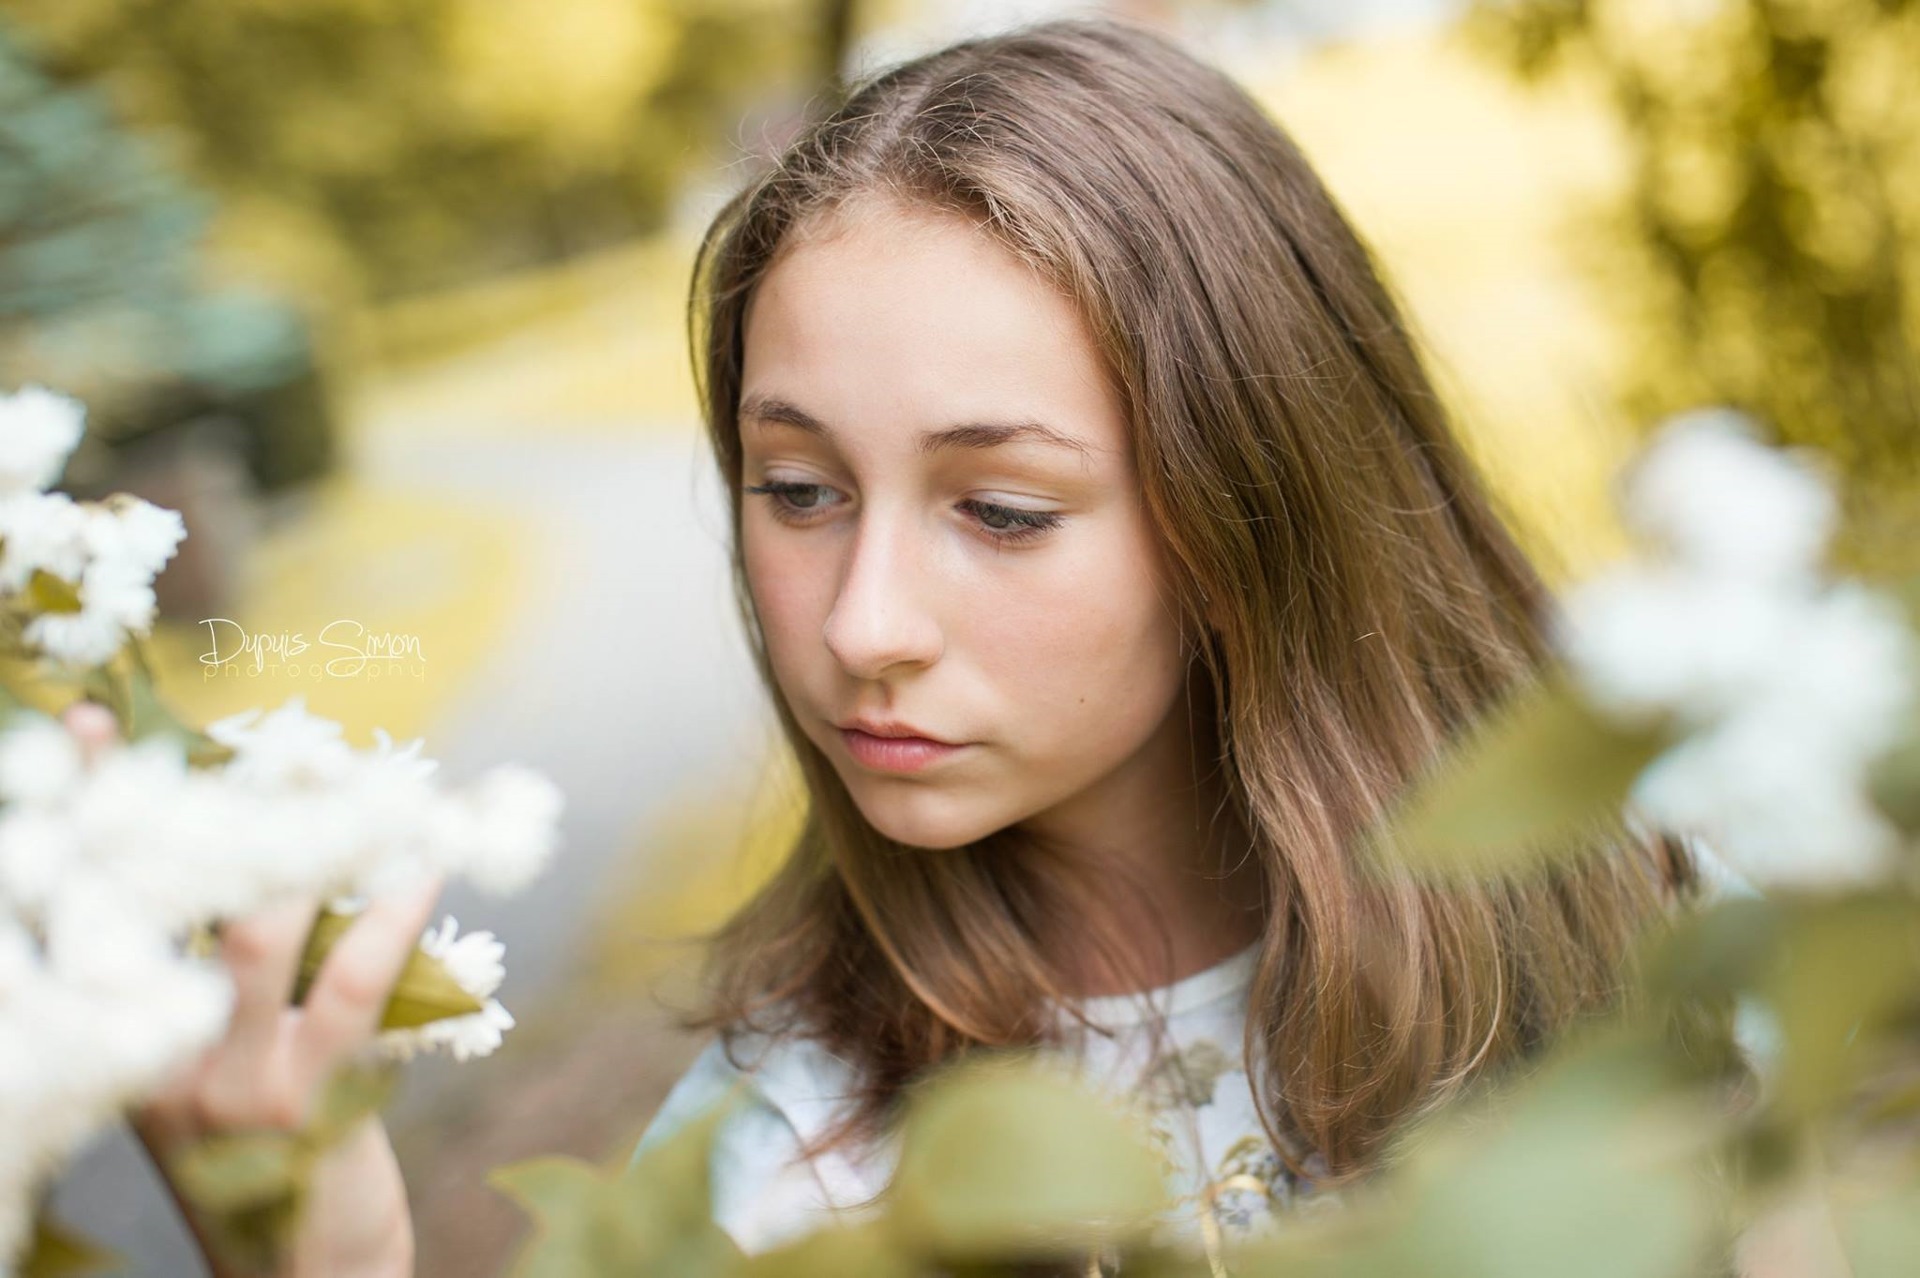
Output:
[743,481,1063,545]
[956,498,1064,544]
[744,479,840,516]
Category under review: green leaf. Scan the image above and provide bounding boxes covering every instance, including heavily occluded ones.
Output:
[732,1221,919,1278]
[1865,709,1920,835]
[489,1157,609,1241]
[492,1093,746,1278]
[1233,1023,1722,1278]
[1641,894,1789,1003]
[624,1081,750,1222]
[21,1214,123,1277]
[26,569,83,614]
[1830,1170,1920,1278]
[0,675,25,721]
[292,906,485,1030]
[171,1132,303,1213]
[884,1053,1172,1261]
[310,1061,402,1143]
[507,1182,644,1276]
[1363,671,1671,880]
[121,640,234,767]
[1763,894,1920,1121]
[77,664,130,729]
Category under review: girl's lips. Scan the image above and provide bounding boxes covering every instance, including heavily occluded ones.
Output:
[839,728,966,774]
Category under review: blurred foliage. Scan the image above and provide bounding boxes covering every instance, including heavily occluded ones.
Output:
[493,1087,748,1277]
[880,1056,1171,1264]
[498,1020,1752,1277]
[1465,0,1920,575]
[166,1063,400,1274]
[1358,669,1672,879]
[18,1215,120,1278]
[3,0,845,300]
[0,22,331,487]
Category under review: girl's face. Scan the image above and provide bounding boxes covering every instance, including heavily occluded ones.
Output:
[738,202,1198,853]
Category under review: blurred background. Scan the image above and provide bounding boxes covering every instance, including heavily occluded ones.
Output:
[10,0,1915,1270]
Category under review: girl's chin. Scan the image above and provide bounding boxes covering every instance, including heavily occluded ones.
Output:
[848,790,1009,852]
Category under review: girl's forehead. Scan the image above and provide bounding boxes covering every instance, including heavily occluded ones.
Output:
[743,211,1121,444]
[757,205,1029,318]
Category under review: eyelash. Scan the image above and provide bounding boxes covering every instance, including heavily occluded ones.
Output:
[743,480,1064,545]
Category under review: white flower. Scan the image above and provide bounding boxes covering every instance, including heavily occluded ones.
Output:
[421,913,506,999]
[1556,568,1801,726]
[1559,573,1914,743]
[0,491,89,593]
[0,808,80,913]
[43,875,180,990]
[84,495,187,580]
[1559,409,1920,890]
[0,696,562,932]
[427,764,565,896]
[370,727,438,782]
[0,428,569,1265]
[0,488,184,667]
[207,696,358,789]
[0,713,85,807]
[0,917,35,992]
[0,386,85,495]
[0,898,231,1271]
[1621,408,1836,583]
[371,915,516,1064]
[1630,712,1903,888]
[1613,579,1920,890]
[24,590,147,666]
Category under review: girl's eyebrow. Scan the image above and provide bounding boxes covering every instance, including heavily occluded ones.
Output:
[739,391,1092,460]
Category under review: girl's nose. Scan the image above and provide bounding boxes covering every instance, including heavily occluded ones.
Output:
[821,510,944,680]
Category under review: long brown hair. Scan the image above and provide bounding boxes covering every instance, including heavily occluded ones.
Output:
[682,16,1700,1188]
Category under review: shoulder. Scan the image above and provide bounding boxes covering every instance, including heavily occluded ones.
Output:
[1683,832,1762,903]
[629,1026,896,1254]
[1667,833,1783,1077]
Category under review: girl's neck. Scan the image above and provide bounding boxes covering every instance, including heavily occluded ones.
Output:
[1021,687,1269,999]
[1051,819,1267,999]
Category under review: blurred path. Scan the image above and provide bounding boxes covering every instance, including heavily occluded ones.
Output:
[347,415,774,991]
[349,408,781,1274]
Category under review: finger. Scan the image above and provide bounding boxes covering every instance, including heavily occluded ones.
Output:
[292,876,445,1085]
[130,1044,219,1149]
[60,700,119,762]
[216,894,323,1066]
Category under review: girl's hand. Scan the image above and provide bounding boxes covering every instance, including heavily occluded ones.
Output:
[61,702,437,1277]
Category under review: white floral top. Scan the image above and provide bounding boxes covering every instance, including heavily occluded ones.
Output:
[630,839,1774,1257]
[628,942,1337,1256]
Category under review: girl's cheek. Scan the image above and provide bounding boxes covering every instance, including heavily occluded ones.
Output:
[744,532,824,635]
[988,599,1122,721]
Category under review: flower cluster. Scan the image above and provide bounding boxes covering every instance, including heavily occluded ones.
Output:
[0,698,562,931]
[0,385,566,1267]
[1555,408,1918,888]
[0,386,186,666]
[0,698,564,1261]
[1,887,233,1262]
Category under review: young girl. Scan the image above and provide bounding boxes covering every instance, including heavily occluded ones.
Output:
[132,15,1706,1274]
[627,11,1707,1259]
